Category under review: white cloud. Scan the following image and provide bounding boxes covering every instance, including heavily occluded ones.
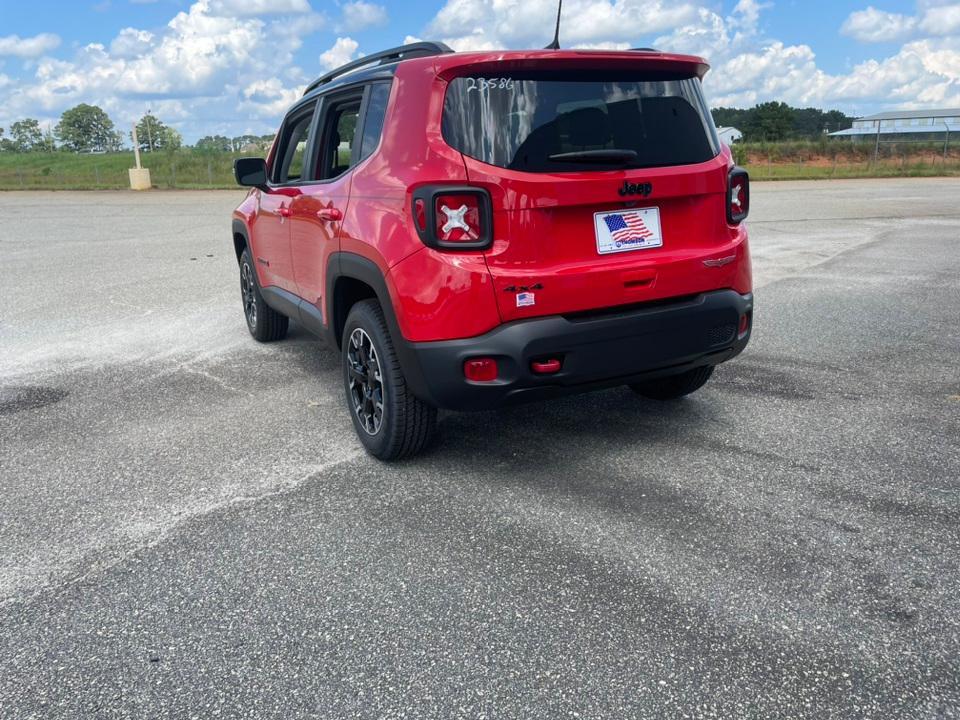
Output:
[570,41,632,50]
[0,0,321,140]
[730,0,768,30]
[842,7,918,43]
[338,2,388,32]
[109,28,156,59]
[0,33,61,58]
[415,0,960,117]
[841,3,960,43]
[919,3,960,36]
[645,0,960,112]
[240,77,306,117]
[912,35,960,78]
[654,6,731,58]
[209,0,312,15]
[442,32,502,52]
[426,0,699,50]
[319,36,360,71]
[2,0,960,143]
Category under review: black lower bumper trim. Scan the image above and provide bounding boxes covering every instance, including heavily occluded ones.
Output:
[397,290,753,411]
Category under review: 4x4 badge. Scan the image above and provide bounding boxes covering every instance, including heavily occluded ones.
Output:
[618,181,652,197]
[703,254,736,267]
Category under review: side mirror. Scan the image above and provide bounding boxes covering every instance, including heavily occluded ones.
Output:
[234,157,268,188]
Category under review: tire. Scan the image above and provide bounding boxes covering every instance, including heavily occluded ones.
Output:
[341,299,437,460]
[630,365,714,400]
[239,248,288,342]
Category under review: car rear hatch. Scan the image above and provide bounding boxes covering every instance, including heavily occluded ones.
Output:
[439,52,736,323]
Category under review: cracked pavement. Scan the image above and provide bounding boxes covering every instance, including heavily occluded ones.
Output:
[1,179,959,718]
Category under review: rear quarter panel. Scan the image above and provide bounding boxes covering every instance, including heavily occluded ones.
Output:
[341,59,502,341]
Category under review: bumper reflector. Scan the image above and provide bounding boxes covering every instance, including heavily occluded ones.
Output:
[464,357,498,382]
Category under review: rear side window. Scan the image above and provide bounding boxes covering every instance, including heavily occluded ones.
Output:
[318,98,361,180]
[442,72,720,173]
[359,82,390,161]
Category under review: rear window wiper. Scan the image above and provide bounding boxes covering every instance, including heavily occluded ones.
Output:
[547,149,638,164]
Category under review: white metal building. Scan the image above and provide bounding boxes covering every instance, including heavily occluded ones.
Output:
[829,109,960,139]
[716,126,743,144]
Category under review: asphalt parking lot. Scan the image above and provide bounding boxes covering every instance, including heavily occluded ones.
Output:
[1,178,959,718]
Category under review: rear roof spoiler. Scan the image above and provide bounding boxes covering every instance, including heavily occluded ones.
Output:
[433,50,709,81]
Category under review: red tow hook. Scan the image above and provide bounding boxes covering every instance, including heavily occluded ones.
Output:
[531,358,562,375]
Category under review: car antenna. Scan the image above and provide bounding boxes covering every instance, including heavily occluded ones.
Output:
[544,0,562,49]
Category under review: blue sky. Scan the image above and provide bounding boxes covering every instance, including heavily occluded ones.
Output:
[1,0,958,142]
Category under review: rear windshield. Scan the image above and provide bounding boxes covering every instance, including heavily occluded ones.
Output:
[442,72,720,173]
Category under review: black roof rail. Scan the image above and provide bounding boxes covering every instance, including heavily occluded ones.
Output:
[303,41,453,95]
[630,47,660,52]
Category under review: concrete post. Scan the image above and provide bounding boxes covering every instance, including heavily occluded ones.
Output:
[129,122,152,190]
[133,123,142,170]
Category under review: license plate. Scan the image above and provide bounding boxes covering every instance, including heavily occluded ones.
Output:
[594,207,663,255]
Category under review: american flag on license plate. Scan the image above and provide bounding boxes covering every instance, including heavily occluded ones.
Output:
[603,212,653,244]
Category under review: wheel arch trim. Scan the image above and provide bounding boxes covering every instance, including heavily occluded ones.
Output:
[231,218,250,264]
[326,251,433,402]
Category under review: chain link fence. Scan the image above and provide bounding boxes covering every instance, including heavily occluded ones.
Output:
[735,140,960,180]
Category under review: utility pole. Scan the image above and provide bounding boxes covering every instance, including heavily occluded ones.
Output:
[132,123,142,170]
[944,122,950,161]
[145,108,154,153]
[873,121,881,164]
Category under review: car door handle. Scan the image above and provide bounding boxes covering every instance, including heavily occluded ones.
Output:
[317,208,342,222]
[278,206,293,218]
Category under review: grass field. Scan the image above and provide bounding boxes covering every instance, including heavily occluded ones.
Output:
[736,139,960,179]
[2,144,960,190]
[0,150,247,190]
[746,158,960,180]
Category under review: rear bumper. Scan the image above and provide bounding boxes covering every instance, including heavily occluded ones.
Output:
[397,289,753,411]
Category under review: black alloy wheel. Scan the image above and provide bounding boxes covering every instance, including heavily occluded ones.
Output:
[238,248,288,342]
[340,299,436,460]
[240,260,258,330]
[346,327,384,436]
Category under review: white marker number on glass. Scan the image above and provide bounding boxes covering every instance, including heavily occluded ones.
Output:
[465,77,515,93]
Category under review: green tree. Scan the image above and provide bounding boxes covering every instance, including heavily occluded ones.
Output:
[713,103,854,142]
[135,114,180,152]
[40,127,58,152]
[196,134,233,151]
[792,107,853,138]
[747,102,794,141]
[791,107,823,138]
[10,118,44,152]
[711,107,752,132]
[56,104,118,152]
[136,114,161,151]
[822,110,852,134]
[158,126,182,152]
[231,134,269,151]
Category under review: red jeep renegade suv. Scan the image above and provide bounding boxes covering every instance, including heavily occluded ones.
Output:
[232,42,752,460]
